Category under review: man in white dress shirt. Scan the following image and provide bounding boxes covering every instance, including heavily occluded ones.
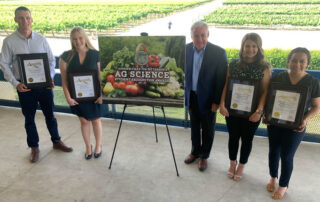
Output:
[0,6,73,163]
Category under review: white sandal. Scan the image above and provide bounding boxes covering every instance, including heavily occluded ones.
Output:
[227,160,237,179]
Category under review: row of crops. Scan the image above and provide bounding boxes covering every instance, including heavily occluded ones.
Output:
[224,0,320,4]
[204,0,320,27]
[226,48,320,70]
[0,0,211,33]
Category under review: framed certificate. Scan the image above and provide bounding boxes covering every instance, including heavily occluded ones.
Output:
[225,77,260,118]
[68,70,100,102]
[17,53,51,89]
[264,82,309,129]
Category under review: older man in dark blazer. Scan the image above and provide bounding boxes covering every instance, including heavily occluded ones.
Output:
[184,21,227,171]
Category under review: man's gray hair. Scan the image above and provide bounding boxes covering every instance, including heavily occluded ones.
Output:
[191,21,208,36]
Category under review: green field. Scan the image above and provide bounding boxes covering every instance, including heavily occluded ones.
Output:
[224,0,320,4]
[0,0,211,33]
[226,48,320,70]
[205,0,320,27]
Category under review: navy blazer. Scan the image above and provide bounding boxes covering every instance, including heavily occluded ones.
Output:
[185,42,228,114]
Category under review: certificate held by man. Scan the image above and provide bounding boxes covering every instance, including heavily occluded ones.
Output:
[24,59,46,83]
[17,53,51,88]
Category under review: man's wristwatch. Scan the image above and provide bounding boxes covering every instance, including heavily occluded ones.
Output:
[256,109,264,115]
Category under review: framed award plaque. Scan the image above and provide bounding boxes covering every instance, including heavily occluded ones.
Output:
[225,77,260,118]
[264,82,308,129]
[67,69,100,102]
[17,53,51,89]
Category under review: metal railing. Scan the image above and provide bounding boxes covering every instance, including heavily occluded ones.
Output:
[0,57,319,143]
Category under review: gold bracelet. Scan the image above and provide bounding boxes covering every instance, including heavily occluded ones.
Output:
[256,109,264,115]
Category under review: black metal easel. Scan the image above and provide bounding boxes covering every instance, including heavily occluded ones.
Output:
[108,104,179,176]
[152,106,158,143]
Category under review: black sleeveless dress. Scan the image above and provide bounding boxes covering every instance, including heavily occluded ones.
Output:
[60,49,106,120]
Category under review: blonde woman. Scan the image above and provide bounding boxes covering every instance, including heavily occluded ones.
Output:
[60,27,105,159]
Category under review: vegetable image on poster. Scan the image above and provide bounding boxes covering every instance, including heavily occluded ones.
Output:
[99,36,185,107]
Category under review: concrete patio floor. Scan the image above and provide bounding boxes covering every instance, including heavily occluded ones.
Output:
[0,106,319,202]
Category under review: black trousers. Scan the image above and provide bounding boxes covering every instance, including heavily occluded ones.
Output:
[17,88,61,147]
[189,91,216,159]
[226,116,260,164]
[267,125,305,187]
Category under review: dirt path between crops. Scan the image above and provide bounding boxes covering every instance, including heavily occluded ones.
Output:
[1,0,320,57]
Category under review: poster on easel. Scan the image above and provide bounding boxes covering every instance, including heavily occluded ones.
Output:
[98,36,185,107]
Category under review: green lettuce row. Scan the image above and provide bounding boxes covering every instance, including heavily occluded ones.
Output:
[226,48,320,70]
[224,0,320,4]
[0,0,211,33]
[205,5,320,26]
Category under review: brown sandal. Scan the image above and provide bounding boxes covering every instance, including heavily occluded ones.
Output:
[272,191,284,199]
[272,187,287,200]
[266,183,275,192]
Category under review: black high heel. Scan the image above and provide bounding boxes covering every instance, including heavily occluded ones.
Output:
[94,146,102,158]
[85,145,93,160]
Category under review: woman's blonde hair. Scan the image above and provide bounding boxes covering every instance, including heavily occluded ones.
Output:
[67,26,95,63]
